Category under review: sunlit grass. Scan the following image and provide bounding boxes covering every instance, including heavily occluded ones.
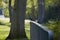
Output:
[0,25,10,40]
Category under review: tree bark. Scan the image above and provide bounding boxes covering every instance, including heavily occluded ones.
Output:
[37,0,46,24]
[9,0,13,22]
[6,0,27,40]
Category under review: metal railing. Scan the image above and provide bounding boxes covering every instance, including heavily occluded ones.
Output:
[30,21,53,40]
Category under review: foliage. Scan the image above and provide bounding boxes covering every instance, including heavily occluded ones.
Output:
[0,0,14,17]
[45,2,60,40]
[45,0,60,9]
[0,0,3,8]
[45,20,60,40]
[4,8,9,17]
[0,0,9,17]
[26,0,60,20]
[26,0,38,19]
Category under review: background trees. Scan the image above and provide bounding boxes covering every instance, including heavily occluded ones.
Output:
[0,0,3,8]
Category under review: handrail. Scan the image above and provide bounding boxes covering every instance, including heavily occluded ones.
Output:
[30,21,52,32]
[30,21,53,40]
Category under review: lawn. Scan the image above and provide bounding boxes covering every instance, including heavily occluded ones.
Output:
[0,25,10,40]
[0,19,30,40]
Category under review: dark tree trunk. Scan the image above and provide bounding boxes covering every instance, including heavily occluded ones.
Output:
[37,0,46,24]
[9,0,13,22]
[6,0,27,40]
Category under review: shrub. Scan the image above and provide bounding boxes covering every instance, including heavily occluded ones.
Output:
[4,8,9,17]
[45,20,60,40]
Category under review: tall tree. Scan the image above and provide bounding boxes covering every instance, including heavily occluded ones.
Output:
[6,0,27,40]
[37,0,46,23]
[8,0,13,22]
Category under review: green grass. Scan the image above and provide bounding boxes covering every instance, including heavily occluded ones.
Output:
[0,25,10,40]
[0,19,10,40]
[0,19,30,40]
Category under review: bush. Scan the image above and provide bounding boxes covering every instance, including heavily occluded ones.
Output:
[45,21,60,40]
[4,8,9,17]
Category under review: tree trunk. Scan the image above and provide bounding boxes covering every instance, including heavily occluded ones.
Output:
[37,0,46,23]
[6,0,27,40]
[9,0,13,22]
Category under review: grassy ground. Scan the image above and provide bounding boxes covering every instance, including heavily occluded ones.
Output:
[0,25,10,40]
[0,19,30,40]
